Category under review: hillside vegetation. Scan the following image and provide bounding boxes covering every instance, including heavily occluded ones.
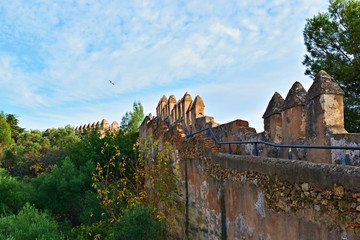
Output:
[0,104,178,239]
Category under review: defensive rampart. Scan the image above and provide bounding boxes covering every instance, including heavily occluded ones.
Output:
[139,70,360,239]
[73,119,119,137]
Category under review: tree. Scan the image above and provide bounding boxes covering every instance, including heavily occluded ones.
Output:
[303,0,360,132]
[0,203,63,240]
[5,113,25,143]
[0,168,34,214]
[43,125,80,150]
[120,101,145,133]
[0,112,13,151]
[3,130,51,176]
[31,157,95,226]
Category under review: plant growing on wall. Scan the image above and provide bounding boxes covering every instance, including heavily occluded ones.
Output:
[92,141,146,222]
[138,138,180,226]
[92,137,180,237]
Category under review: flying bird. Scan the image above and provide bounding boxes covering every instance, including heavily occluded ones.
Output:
[109,80,115,85]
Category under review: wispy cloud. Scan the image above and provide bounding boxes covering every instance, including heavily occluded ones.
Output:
[0,0,328,131]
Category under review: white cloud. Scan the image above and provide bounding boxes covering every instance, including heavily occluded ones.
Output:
[0,0,329,131]
[210,22,241,42]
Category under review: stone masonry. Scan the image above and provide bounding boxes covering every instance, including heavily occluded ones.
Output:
[139,70,360,239]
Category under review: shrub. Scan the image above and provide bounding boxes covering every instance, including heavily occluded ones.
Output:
[31,157,95,225]
[0,168,33,214]
[108,204,166,240]
[0,203,63,240]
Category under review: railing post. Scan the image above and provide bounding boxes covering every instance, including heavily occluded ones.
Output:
[288,148,292,160]
[253,143,259,156]
[228,144,232,154]
[344,149,351,166]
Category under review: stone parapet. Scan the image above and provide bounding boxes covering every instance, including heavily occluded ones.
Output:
[138,70,360,239]
[141,70,358,165]
[73,119,119,137]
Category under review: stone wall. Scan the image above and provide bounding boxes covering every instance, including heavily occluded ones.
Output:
[180,136,360,239]
[147,70,360,165]
[139,122,360,239]
[73,119,119,137]
[139,70,360,239]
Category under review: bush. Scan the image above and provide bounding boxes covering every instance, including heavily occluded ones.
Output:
[31,157,95,225]
[0,168,33,214]
[0,203,63,240]
[108,204,166,240]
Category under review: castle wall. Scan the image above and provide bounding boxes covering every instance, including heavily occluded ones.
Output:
[166,132,360,239]
[140,70,360,239]
[147,74,360,164]
[179,139,360,239]
[73,119,119,137]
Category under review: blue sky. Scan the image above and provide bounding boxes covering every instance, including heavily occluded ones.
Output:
[0,0,328,132]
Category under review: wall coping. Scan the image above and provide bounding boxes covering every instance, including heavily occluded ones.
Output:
[211,152,360,191]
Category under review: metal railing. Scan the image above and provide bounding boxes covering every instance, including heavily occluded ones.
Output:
[187,127,360,166]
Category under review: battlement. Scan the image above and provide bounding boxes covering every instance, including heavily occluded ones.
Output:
[155,92,205,127]
[140,70,360,165]
[139,70,360,239]
[73,119,119,137]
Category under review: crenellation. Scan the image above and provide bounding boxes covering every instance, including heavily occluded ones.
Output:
[100,119,109,130]
[74,118,119,138]
[263,92,284,144]
[111,121,119,130]
[138,70,360,240]
[142,70,359,165]
[282,81,307,111]
[305,70,348,164]
[168,95,177,124]
[182,92,193,125]
[156,95,167,121]
[281,82,307,159]
[190,96,205,132]
[306,70,345,101]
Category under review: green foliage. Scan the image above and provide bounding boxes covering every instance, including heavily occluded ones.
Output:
[139,139,180,227]
[3,130,51,176]
[120,101,145,133]
[0,102,176,239]
[0,112,13,151]
[0,203,63,240]
[5,113,25,143]
[66,130,105,169]
[0,169,33,214]
[108,204,165,240]
[303,0,360,132]
[92,136,180,238]
[31,157,95,225]
[92,140,145,222]
[43,125,80,150]
[2,126,79,177]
